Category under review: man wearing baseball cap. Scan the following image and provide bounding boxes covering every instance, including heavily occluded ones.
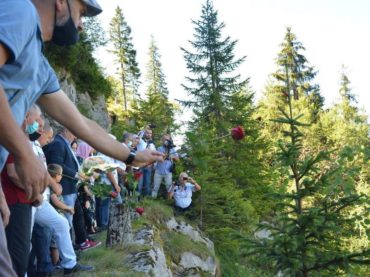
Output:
[0,0,164,275]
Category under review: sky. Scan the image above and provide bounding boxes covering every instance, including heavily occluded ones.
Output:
[94,0,370,120]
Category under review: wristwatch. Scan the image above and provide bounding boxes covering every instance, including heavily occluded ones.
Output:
[125,151,136,165]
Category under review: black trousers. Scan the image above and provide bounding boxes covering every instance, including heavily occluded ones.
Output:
[174,202,193,213]
[5,203,32,277]
[73,198,87,245]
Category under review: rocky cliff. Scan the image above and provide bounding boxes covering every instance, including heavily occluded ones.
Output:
[47,71,111,132]
[125,216,218,276]
[80,200,219,276]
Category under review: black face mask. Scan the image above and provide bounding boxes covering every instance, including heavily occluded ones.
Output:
[29,132,42,142]
[52,1,79,46]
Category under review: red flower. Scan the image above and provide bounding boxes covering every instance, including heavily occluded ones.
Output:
[135,207,144,215]
[110,191,118,198]
[134,171,143,181]
[231,126,245,141]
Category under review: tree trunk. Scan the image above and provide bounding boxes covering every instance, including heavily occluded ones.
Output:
[106,204,132,247]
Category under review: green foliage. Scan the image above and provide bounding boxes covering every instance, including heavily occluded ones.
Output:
[245,66,370,276]
[181,0,248,131]
[180,2,275,275]
[89,183,113,198]
[129,37,178,141]
[109,6,140,111]
[44,18,112,99]
[273,27,323,115]
[140,199,173,225]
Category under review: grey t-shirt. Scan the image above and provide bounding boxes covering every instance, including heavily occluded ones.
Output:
[0,0,60,169]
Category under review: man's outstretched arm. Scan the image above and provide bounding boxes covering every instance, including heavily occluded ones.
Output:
[38,91,164,166]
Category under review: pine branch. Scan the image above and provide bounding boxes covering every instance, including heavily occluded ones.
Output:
[307,250,370,272]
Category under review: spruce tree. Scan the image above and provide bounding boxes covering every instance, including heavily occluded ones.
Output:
[243,65,370,276]
[132,37,177,139]
[258,28,324,132]
[109,6,140,111]
[181,0,248,135]
[181,1,272,274]
[339,65,357,106]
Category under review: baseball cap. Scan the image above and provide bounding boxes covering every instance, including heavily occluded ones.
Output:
[81,0,102,16]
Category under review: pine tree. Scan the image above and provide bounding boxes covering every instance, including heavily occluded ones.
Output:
[181,1,273,274]
[242,65,370,276]
[132,37,177,139]
[181,0,248,135]
[109,6,140,111]
[83,16,106,49]
[257,28,326,178]
[339,65,357,104]
[259,27,324,129]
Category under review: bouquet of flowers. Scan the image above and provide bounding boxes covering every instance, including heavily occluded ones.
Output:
[79,156,120,198]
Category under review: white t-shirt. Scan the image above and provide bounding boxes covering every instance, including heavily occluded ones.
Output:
[136,138,156,151]
[172,183,195,208]
[31,141,50,202]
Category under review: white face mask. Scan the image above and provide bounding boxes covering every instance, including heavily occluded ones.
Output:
[127,141,132,148]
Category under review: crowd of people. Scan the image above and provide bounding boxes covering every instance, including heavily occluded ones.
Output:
[0,0,201,276]
[2,105,201,276]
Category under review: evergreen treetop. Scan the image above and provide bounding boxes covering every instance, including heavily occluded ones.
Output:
[181,0,248,132]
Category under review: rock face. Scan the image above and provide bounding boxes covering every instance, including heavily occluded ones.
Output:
[126,246,173,277]
[166,218,214,252]
[46,72,111,132]
[125,217,218,277]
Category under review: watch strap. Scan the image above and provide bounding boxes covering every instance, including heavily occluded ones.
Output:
[125,152,136,165]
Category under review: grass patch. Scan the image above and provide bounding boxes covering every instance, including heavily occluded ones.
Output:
[78,231,151,276]
[161,230,214,264]
[141,199,173,225]
[131,216,151,232]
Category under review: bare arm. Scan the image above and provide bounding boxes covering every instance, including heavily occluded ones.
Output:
[189,178,201,191]
[38,91,164,166]
[50,194,74,214]
[49,176,62,196]
[0,44,48,201]
[83,185,93,197]
[168,183,176,199]
[107,172,120,193]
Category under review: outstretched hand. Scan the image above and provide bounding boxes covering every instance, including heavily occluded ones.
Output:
[133,149,164,168]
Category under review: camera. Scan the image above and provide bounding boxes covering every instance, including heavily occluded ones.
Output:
[163,138,175,149]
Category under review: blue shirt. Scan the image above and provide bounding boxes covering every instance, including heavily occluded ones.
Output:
[0,0,60,169]
[155,146,178,175]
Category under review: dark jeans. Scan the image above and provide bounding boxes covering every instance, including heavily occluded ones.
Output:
[138,167,153,196]
[95,197,111,228]
[5,203,32,277]
[73,198,88,245]
[28,223,53,275]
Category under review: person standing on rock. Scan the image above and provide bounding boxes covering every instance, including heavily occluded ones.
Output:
[0,0,164,275]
